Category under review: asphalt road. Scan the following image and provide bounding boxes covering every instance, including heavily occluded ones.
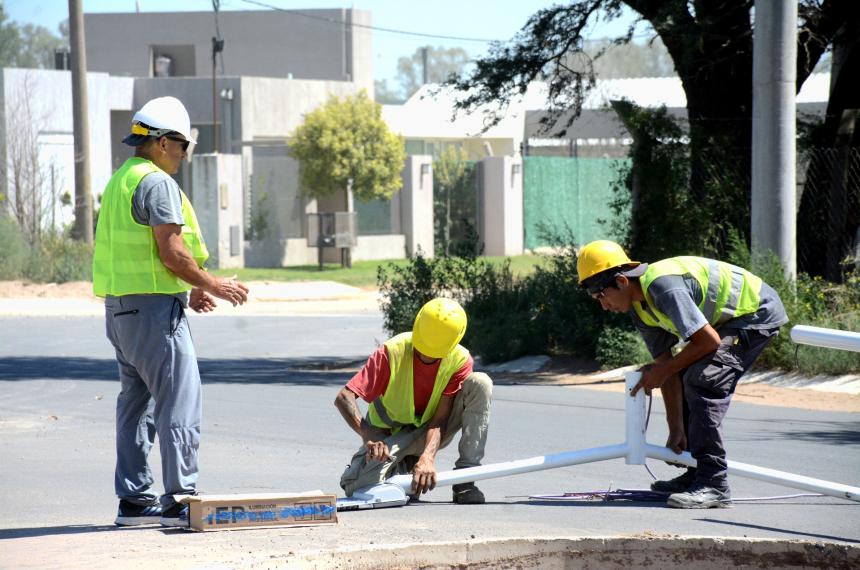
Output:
[1,316,858,568]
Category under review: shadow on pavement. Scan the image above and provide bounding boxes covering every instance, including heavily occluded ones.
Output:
[698,518,860,544]
[0,524,154,539]
[0,357,362,386]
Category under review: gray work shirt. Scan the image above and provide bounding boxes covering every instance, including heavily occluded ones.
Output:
[108,171,189,306]
[630,273,789,358]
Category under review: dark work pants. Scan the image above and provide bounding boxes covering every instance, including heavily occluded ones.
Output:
[679,327,778,491]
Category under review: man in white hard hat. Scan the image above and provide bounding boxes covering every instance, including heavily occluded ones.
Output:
[93,96,250,528]
[335,298,493,504]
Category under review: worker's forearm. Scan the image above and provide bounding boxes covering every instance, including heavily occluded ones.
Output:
[334,390,364,437]
[660,328,721,379]
[660,374,685,432]
[419,426,442,462]
[159,247,216,291]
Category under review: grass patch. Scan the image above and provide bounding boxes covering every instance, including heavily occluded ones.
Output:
[211,255,545,288]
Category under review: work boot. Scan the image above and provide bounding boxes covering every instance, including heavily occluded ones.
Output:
[650,468,696,494]
[666,485,731,509]
[452,482,485,505]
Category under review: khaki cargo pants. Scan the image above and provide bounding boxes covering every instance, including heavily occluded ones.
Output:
[340,372,493,496]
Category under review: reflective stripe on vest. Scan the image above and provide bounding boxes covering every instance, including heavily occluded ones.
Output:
[366,332,470,433]
[633,256,762,338]
[93,157,209,297]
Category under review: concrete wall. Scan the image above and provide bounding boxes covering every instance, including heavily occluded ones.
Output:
[192,153,244,269]
[481,156,524,256]
[353,234,407,261]
[84,9,373,93]
[398,155,434,257]
[0,68,134,225]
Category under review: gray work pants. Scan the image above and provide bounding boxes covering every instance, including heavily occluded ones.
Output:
[340,372,493,496]
[105,294,202,508]
[682,327,777,491]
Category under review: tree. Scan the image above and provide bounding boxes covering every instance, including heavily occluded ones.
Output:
[584,37,675,78]
[797,16,860,280]
[374,78,405,104]
[1,72,56,243]
[0,4,66,69]
[290,91,406,202]
[396,46,471,100]
[447,0,855,259]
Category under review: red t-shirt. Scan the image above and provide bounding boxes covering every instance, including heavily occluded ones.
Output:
[347,345,473,416]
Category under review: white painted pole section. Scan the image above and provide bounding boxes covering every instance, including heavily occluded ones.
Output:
[791,325,860,353]
[752,0,797,279]
[385,444,630,492]
[645,444,860,502]
[625,372,646,465]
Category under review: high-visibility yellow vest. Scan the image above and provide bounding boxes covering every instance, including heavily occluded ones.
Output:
[633,256,762,338]
[367,332,470,432]
[93,157,208,297]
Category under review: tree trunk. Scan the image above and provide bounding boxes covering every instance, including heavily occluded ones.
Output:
[797,20,860,280]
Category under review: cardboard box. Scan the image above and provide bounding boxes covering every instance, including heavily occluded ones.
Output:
[180,491,337,532]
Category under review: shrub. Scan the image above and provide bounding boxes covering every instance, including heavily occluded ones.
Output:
[726,232,860,375]
[24,234,93,283]
[596,326,651,369]
[0,215,27,279]
[0,216,92,283]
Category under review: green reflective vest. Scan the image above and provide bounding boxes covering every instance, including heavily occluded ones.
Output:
[367,332,470,432]
[633,256,763,338]
[93,157,208,297]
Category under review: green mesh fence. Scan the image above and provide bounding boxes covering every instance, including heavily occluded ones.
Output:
[354,197,392,235]
[523,156,630,249]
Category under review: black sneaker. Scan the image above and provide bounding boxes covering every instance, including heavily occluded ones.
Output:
[452,482,485,504]
[650,468,696,494]
[114,500,163,526]
[159,502,189,528]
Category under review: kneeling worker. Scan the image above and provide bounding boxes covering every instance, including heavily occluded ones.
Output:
[335,298,492,504]
[577,241,788,509]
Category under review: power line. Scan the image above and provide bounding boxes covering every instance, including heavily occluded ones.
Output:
[238,0,504,43]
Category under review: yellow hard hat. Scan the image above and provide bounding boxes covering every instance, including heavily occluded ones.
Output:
[412,298,467,359]
[577,240,640,283]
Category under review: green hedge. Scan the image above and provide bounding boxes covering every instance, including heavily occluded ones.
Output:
[378,233,859,374]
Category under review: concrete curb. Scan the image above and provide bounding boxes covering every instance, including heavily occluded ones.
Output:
[290,536,860,569]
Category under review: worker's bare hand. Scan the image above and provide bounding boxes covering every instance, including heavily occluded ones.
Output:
[631,363,669,396]
[189,288,217,313]
[364,440,390,463]
[208,277,249,306]
[665,429,687,456]
[411,456,437,495]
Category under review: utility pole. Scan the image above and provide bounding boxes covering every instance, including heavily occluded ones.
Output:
[751,0,797,279]
[68,0,92,243]
[421,46,429,85]
[212,0,224,153]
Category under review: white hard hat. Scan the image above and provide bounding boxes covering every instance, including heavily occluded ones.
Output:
[123,96,196,146]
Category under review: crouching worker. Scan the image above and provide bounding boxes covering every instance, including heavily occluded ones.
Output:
[577,241,788,509]
[335,298,492,504]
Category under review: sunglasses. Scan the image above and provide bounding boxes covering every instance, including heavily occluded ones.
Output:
[165,136,190,152]
[584,273,619,297]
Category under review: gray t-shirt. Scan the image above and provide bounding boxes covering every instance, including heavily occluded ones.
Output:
[120,171,189,305]
[630,273,789,358]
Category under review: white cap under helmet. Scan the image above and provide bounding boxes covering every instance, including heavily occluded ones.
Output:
[123,96,196,146]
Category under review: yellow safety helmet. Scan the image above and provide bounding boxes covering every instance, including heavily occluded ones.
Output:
[412,298,467,359]
[577,240,641,284]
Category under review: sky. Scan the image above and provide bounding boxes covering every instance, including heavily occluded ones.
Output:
[5,0,644,85]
